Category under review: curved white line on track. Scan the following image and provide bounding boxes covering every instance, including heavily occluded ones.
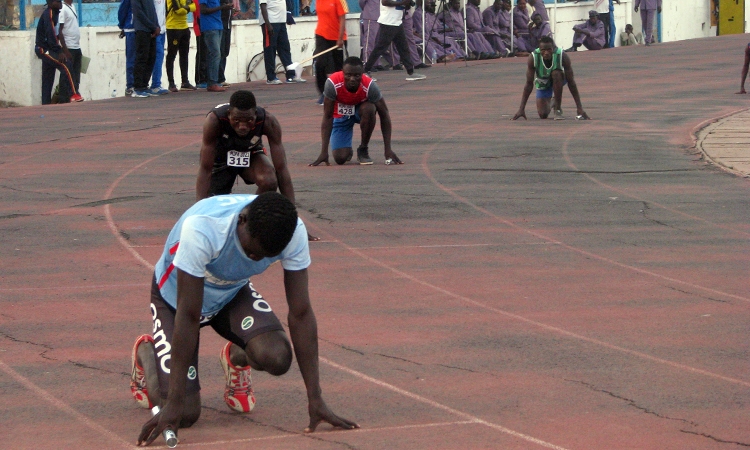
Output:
[103,141,199,270]
[421,128,750,305]
[103,146,569,449]
[559,126,750,239]
[0,360,135,449]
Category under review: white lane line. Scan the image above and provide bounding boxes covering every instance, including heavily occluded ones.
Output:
[180,420,480,447]
[322,357,570,450]
[102,146,569,450]
[0,283,150,292]
[0,359,135,449]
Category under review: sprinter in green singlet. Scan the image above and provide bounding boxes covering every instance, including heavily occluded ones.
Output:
[511,36,590,121]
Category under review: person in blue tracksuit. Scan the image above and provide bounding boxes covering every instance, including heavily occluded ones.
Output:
[118,0,137,95]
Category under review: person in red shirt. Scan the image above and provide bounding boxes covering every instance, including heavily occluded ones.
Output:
[313,0,348,104]
[309,56,403,166]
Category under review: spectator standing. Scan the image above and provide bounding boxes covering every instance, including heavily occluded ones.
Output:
[260,0,300,84]
[131,0,160,97]
[199,0,232,92]
[118,0,136,96]
[35,0,82,104]
[218,0,233,87]
[313,0,348,104]
[362,0,428,79]
[634,0,660,46]
[149,0,170,94]
[165,0,197,91]
[194,6,209,88]
[58,0,84,102]
[360,0,390,70]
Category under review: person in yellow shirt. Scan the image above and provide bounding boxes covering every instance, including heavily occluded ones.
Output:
[166,0,197,91]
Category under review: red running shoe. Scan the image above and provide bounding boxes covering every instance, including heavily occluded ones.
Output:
[220,341,255,412]
[130,334,155,409]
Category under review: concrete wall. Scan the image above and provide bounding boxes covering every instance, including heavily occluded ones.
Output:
[0,15,359,106]
[2,0,748,106]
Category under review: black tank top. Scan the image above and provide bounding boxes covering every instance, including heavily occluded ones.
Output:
[209,104,267,165]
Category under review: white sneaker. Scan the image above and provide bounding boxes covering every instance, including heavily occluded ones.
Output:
[405,72,427,81]
[266,78,283,85]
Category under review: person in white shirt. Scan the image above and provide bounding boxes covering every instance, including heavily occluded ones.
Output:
[260,0,302,83]
[362,0,426,81]
[57,0,83,102]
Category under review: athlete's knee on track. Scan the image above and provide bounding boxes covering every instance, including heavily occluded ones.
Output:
[333,147,353,165]
[254,165,279,192]
[251,340,292,376]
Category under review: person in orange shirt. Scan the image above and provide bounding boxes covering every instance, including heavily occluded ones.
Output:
[313,0,348,104]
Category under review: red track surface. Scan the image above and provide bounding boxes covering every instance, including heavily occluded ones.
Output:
[1,34,749,449]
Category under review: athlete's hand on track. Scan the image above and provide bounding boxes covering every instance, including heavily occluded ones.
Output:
[137,405,180,446]
[309,153,330,166]
[511,110,527,120]
[308,233,321,241]
[304,397,359,433]
[384,150,403,165]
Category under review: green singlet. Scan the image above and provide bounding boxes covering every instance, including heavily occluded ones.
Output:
[533,47,564,90]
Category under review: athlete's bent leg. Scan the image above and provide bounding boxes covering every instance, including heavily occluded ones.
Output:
[332,147,354,165]
[136,340,202,427]
[551,70,565,113]
[242,153,278,193]
[536,97,551,119]
[359,102,377,147]
[230,330,293,376]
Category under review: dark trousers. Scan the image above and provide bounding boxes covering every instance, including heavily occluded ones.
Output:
[166,28,191,85]
[134,30,157,90]
[262,23,293,81]
[363,23,413,75]
[58,48,82,102]
[195,33,208,84]
[599,12,611,48]
[40,50,74,104]
[219,25,231,83]
[314,34,346,94]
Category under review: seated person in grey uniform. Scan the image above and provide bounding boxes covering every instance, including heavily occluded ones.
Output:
[197,90,319,241]
[528,12,551,49]
[620,24,643,46]
[511,36,590,121]
[309,56,403,166]
[566,10,605,51]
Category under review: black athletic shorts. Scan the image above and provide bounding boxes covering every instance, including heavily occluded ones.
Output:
[149,276,284,397]
[208,147,268,196]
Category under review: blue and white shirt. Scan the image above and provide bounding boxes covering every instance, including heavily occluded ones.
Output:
[155,194,310,316]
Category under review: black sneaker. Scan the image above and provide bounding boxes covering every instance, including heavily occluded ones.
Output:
[357,145,373,165]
